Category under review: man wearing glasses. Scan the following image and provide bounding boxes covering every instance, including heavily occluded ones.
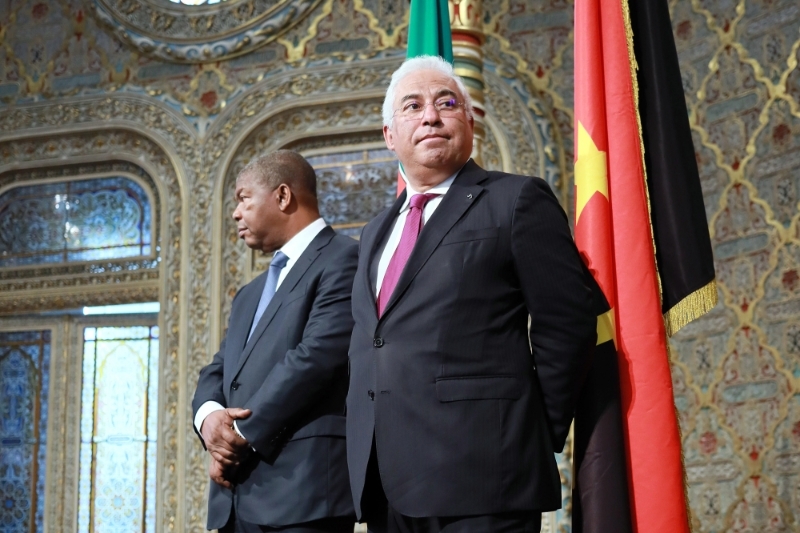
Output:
[346,55,599,532]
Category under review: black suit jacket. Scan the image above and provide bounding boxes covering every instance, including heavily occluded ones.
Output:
[193,226,358,530]
[346,161,597,519]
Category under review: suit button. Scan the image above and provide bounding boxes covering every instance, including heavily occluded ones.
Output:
[231,380,239,390]
[368,390,375,400]
[373,337,384,348]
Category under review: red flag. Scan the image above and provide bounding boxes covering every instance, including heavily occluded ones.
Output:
[574,0,695,529]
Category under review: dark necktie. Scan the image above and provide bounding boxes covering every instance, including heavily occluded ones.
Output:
[248,251,289,341]
[377,193,439,316]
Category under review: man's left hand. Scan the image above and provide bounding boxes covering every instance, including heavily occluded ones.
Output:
[209,457,234,489]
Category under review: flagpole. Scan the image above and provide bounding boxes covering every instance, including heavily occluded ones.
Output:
[448,0,486,166]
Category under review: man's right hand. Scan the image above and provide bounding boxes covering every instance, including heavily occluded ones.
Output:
[200,407,252,467]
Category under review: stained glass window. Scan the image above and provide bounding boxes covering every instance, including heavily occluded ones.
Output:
[0,330,50,533]
[308,148,399,237]
[0,177,153,268]
[78,326,159,533]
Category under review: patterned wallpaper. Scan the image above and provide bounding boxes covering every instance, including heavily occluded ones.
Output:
[1,0,800,531]
[667,0,800,529]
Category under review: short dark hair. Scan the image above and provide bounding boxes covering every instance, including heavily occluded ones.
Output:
[238,150,317,198]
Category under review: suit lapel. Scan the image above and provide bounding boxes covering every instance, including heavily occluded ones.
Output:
[379,161,487,320]
[223,275,265,392]
[232,227,334,378]
[361,191,407,321]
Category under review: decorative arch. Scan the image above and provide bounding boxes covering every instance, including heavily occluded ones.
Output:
[0,116,188,532]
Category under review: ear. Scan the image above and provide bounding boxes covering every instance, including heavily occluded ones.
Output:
[383,124,395,151]
[276,184,292,212]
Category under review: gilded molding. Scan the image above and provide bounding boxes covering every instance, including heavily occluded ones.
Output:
[354,0,409,49]
[481,6,574,206]
[0,285,160,315]
[449,0,484,40]
[91,0,325,63]
[483,68,549,184]
[276,0,335,62]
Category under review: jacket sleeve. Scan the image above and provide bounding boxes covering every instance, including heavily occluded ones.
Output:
[511,177,597,451]
[236,240,358,454]
[191,287,247,447]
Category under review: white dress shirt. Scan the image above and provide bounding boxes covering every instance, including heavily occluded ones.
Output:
[194,217,328,438]
[375,173,458,296]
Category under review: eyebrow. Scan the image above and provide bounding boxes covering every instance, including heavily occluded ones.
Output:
[400,88,459,102]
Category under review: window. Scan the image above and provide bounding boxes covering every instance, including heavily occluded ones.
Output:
[307,148,399,237]
[0,177,153,268]
[77,325,159,533]
[0,330,50,532]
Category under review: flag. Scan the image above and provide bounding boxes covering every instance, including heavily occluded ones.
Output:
[397,0,453,194]
[630,0,716,334]
[573,0,716,530]
[407,0,453,62]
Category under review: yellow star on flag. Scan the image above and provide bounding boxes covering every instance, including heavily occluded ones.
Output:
[575,121,609,225]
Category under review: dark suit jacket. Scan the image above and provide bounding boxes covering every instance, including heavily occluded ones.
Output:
[346,161,597,519]
[193,226,358,530]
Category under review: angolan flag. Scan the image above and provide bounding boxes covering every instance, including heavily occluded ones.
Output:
[572,0,716,530]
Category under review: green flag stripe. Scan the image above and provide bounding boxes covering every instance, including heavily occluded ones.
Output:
[407,0,453,63]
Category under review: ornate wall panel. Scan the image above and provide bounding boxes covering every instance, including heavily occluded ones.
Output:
[667,0,800,529]
[0,118,187,532]
[482,0,576,211]
[5,0,798,531]
[91,0,324,63]
[0,319,73,533]
[483,67,557,186]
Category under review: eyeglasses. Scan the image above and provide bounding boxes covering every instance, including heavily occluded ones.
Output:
[393,97,465,120]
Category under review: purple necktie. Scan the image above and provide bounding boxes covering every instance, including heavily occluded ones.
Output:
[377,193,439,316]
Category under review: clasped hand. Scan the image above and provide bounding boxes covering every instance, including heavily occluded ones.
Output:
[201,407,252,489]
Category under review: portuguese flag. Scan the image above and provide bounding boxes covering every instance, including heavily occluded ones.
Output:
[397,0,453,194]
[573,0,716,530]
[407,0,453,61]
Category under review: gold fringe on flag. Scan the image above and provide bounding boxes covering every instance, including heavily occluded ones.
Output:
[663,280,718,337]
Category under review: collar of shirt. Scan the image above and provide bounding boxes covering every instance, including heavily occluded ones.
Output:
[374,165,465,295]
[398,166,463,214]
[274,217,327,283]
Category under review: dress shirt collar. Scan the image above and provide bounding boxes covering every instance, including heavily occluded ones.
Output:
[277,217,327,261]
[398,164,466,213]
